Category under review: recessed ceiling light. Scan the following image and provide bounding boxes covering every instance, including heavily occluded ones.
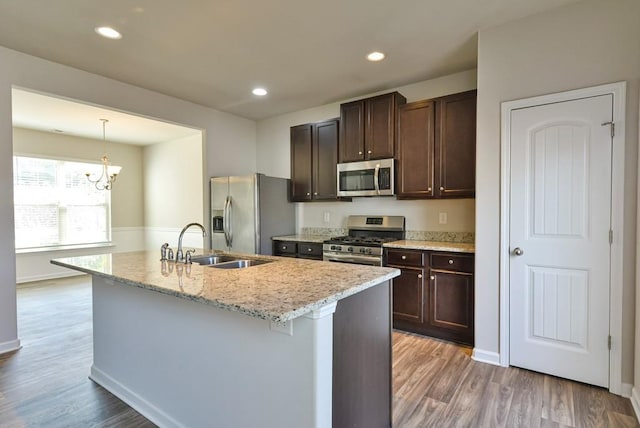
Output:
[95,26,122,40]
[367,51,385,62]
[252,88,268,96]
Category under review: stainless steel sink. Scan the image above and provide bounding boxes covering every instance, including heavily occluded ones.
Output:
[190,255,237,265]
[210,259,272,269]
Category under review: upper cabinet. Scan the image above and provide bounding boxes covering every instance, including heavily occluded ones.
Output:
[396,100,436,198]
[339,92,407,163]
[290,119,341,202]
[396,90,476,199]
[436,90,477,198]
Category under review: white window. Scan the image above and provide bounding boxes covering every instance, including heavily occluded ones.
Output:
[13,156,111,250]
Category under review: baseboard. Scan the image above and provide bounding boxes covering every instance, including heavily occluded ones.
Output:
[631,386,640,422]
[17,270,82,284]
[472,348,501,366]
[0,339,21,355]
[621,382,633,398]
[90,365,183,428]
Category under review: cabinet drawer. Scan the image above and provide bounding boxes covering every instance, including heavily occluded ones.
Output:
[274,241,297,255]
[297,242,323,258]
[430,253,473,273]
[386,249,424,267]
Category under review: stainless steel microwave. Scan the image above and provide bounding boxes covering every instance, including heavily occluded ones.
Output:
[337,158,395,197]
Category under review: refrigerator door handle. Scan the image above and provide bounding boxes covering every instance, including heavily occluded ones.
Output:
[227,196,233,247]
[223,196,231,247]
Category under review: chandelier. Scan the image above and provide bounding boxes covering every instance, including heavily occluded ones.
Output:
[85,119,122,190]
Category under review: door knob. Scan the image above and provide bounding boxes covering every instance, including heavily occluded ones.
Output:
[513,247,524,256]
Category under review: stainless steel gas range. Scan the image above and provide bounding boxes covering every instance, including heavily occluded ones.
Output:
[322,215,405,266]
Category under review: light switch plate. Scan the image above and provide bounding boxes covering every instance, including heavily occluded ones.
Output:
[323,211,330,223]
[439,212,448,225]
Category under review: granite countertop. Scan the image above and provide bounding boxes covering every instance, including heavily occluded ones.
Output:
[51,251,399,323]
[271,234,329,243]
[383,240,475,253]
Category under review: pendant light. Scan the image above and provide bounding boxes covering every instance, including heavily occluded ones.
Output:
[85,119,122,190]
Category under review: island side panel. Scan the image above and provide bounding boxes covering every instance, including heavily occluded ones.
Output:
[90,276,335,428]
[332,280,391,428]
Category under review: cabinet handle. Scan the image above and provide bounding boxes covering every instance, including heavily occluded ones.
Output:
[401,255,407,260]
[358,151,363,155]
[282,246,287,250]
[428,187,432,192]
[448,259,454,264]
[306,192,310,196]
[417,274,423,279]
[367,150,372,154]
[430,275,435,280]
[439,186,445,191]
[308,248,313,252]
[314,192,318,196]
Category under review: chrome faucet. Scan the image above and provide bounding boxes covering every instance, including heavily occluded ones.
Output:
[176,222,207,263]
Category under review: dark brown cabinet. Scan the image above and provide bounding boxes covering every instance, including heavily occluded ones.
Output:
[428,252,474,345]
[396,100,436,198]
[436,90,477,198]
[272,240,323,261]
[290,119,340,202]
[339,92,406,162]
[393,266,425,324]
[396,90,476,199]
[385,248,474,346]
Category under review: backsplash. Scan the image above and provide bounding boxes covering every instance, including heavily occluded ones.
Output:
[301,227,474,243]
[404,231,474,243]
[301,227,347,238]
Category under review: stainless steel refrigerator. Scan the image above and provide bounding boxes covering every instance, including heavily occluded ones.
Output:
[210,173,295,255]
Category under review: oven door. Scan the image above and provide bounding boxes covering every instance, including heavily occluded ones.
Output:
[323,252,382,266]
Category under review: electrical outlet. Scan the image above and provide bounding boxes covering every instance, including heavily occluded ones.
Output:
[270,320,293,336]
[323,212,330,223]
[439,212,448,225]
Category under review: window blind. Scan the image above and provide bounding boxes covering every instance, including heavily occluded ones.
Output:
[13,156,111,249]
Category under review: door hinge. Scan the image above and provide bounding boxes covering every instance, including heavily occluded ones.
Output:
[609,229,613,245]
[602,121,615,138]
[608,335,612,350]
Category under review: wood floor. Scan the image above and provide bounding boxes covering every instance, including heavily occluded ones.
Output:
[0,277,637,427]
[0,276,154,428]
[392,332,638,427]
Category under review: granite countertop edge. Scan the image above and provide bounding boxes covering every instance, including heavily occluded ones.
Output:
[383,240,475,253]
[51,256,399,323]
[271,235,329,243]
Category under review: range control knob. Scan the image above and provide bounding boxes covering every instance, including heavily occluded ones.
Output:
[347,247,354,252]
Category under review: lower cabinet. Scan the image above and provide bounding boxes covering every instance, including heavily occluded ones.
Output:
[385,248,474,346]
[272,240,323,260]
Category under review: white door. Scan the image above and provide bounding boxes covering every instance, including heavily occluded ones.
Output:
[509,94,613,387]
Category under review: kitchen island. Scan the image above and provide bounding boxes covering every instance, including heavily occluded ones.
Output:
[51,251,399,428]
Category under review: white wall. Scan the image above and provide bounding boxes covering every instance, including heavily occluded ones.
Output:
[476,0,639,387]
[256,69,478,233]
[143,134,206,249]
[0,45,256,353]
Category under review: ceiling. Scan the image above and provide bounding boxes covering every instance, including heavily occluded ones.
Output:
[0,0,580,121]
[12,88,201,145]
